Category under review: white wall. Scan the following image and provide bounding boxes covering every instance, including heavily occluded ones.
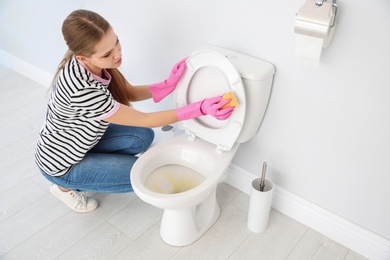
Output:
[1,0,389,243]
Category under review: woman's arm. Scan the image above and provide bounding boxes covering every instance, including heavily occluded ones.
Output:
[104,103,178,128]
[125,80,153,102]
[126,57,187,102]
[105,94,234,128]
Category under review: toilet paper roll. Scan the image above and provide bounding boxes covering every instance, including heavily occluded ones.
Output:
[295,34,323,69]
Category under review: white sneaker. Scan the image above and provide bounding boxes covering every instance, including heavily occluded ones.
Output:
[50,184,98,213]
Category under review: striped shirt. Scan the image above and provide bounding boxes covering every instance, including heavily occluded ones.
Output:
[35,56,120,176]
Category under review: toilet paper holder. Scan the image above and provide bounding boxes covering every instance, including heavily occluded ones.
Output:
[316,0,338,28]
[295,0,338,48]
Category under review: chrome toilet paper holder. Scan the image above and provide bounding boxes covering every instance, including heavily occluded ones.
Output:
[315,0,338,28]
[295,0,339,48]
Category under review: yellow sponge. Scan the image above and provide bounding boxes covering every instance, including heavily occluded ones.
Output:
[221,91,239,109]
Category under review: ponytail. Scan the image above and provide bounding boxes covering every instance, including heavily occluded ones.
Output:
[107,68,132,105]
[50,49,73,88]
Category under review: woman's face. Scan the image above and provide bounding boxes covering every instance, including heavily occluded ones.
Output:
[78,28,122,75]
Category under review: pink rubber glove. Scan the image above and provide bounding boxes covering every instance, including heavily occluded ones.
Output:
[176,95,234,121]
[149,57,188,102]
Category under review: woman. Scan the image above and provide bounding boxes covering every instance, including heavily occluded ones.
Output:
[35,9,234,213]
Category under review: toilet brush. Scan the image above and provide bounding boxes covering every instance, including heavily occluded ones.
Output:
[248,162,273,233]
[260,162,267,191]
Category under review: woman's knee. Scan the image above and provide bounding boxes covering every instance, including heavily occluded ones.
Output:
[142,127,155,148]
[125,126,154,152]
[92,125,154,154]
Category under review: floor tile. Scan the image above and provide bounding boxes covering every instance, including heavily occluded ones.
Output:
[286,229,349,260]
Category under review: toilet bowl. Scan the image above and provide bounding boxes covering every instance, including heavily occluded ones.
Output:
[132,134,239,246]
[131,45,275,246]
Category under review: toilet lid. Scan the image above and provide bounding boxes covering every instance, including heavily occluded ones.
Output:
[175,50,246,152]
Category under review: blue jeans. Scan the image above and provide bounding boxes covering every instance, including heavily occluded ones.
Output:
[41,124,154,193]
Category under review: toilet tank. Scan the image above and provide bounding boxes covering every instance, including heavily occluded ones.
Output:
[195,45,275,143]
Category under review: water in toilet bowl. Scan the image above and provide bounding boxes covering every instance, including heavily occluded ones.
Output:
[144,164,205,194]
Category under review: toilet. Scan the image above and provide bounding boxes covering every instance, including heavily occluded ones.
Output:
[130,45,275,246]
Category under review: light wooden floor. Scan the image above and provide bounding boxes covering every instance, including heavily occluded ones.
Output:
[0,64,367,259]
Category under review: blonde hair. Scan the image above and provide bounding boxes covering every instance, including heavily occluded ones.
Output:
[53,9,131,105]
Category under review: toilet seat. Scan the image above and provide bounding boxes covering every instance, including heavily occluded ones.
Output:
[175,50,246,152]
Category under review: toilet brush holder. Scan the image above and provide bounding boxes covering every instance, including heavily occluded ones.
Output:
[247,178,273,233]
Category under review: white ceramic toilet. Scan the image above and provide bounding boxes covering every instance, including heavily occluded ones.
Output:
[131,45,275,246]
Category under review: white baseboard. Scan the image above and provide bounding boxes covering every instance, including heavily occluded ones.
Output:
[225,163,390,260]
[0,50,52,87]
